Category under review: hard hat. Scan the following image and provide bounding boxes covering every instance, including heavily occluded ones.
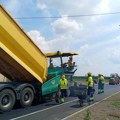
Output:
[61,75,65,79]
[88,72,92,75]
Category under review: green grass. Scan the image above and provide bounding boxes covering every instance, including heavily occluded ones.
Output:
[73,76,109,83]
[112,101,120,110]
[73,78,86,82]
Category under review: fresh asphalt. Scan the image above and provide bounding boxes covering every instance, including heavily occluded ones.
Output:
[0,84,120,120]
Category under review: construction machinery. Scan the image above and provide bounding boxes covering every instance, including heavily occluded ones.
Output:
[0,4,78,112]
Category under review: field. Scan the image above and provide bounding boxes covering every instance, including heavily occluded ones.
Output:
[73,76,109,84]
[68,92,120,120]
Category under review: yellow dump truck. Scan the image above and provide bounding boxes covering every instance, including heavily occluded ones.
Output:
[0,4,78,112]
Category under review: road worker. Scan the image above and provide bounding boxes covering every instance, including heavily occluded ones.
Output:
[62,56,74,69]
[98,74,105,94]
[87,72,94,102]
[67,56,76,70]
[101,74,105,93]
[59,75,68,103]
[98,74,102,94]
[67,59,73,67]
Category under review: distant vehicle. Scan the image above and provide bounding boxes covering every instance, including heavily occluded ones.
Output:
[109,73,120,85]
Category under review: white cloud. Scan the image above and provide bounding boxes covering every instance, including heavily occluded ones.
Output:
[37,3,47,10]
[25,0,120,76]
[73,33,120,76]
[108,0,120,11]
[47,36,73,52]
[92,0,110,21]
[94,0,110,13]
[38,0,99,15]
[27,30,50,52]
[80,44,89,51]
[2,0,120,76]
[51,17,81,36]
[107,47,120,64]
[27,20,120,76]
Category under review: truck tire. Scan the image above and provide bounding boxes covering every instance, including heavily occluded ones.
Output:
[20,87,34,107]
[0,89,15,112]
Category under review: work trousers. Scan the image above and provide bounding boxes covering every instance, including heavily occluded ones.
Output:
[60,89,67,98]
[98,81,104,93]
[87,87,94,101]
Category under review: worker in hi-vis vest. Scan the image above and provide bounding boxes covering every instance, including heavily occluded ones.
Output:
[98,74,105,94]
[101,74,105,93]
[59,75,68,103]
[87,72,94,102]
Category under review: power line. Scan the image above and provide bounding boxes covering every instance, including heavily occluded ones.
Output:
[14,11,120,19]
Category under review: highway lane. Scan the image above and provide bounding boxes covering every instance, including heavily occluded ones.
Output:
[0,84,120,120]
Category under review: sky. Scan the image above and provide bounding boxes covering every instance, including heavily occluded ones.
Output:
[1,0,120,76]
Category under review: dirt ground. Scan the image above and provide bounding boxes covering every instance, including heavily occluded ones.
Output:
[68,93,120,120]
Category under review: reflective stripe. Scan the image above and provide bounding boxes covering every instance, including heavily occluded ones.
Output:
[61,98,65,103]
[90,97,94,100]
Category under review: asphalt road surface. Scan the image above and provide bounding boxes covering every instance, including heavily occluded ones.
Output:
[0,84,120,120]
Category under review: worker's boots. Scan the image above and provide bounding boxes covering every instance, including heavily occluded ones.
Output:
[101,89,104,93]
[89,97,94,102]
[98,89,102,94]
[87,96,94,102]
[60,98,65,103]
[98,89,104,94]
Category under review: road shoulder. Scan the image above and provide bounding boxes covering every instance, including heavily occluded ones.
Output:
[63,92,120,120]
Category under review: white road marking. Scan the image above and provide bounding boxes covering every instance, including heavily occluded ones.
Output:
[61,90,120,120]
[10,85,120,120]
[10,98,78,120]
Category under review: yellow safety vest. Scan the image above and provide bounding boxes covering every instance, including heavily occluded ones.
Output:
[98,76,105,84]
[87,76,94,87]
[59,79,68,89]
[101,76,105,84]
[68,61,73,67]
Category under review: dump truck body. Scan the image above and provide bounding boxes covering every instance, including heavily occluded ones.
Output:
[0,4,49,112]
[0,4,47,84]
